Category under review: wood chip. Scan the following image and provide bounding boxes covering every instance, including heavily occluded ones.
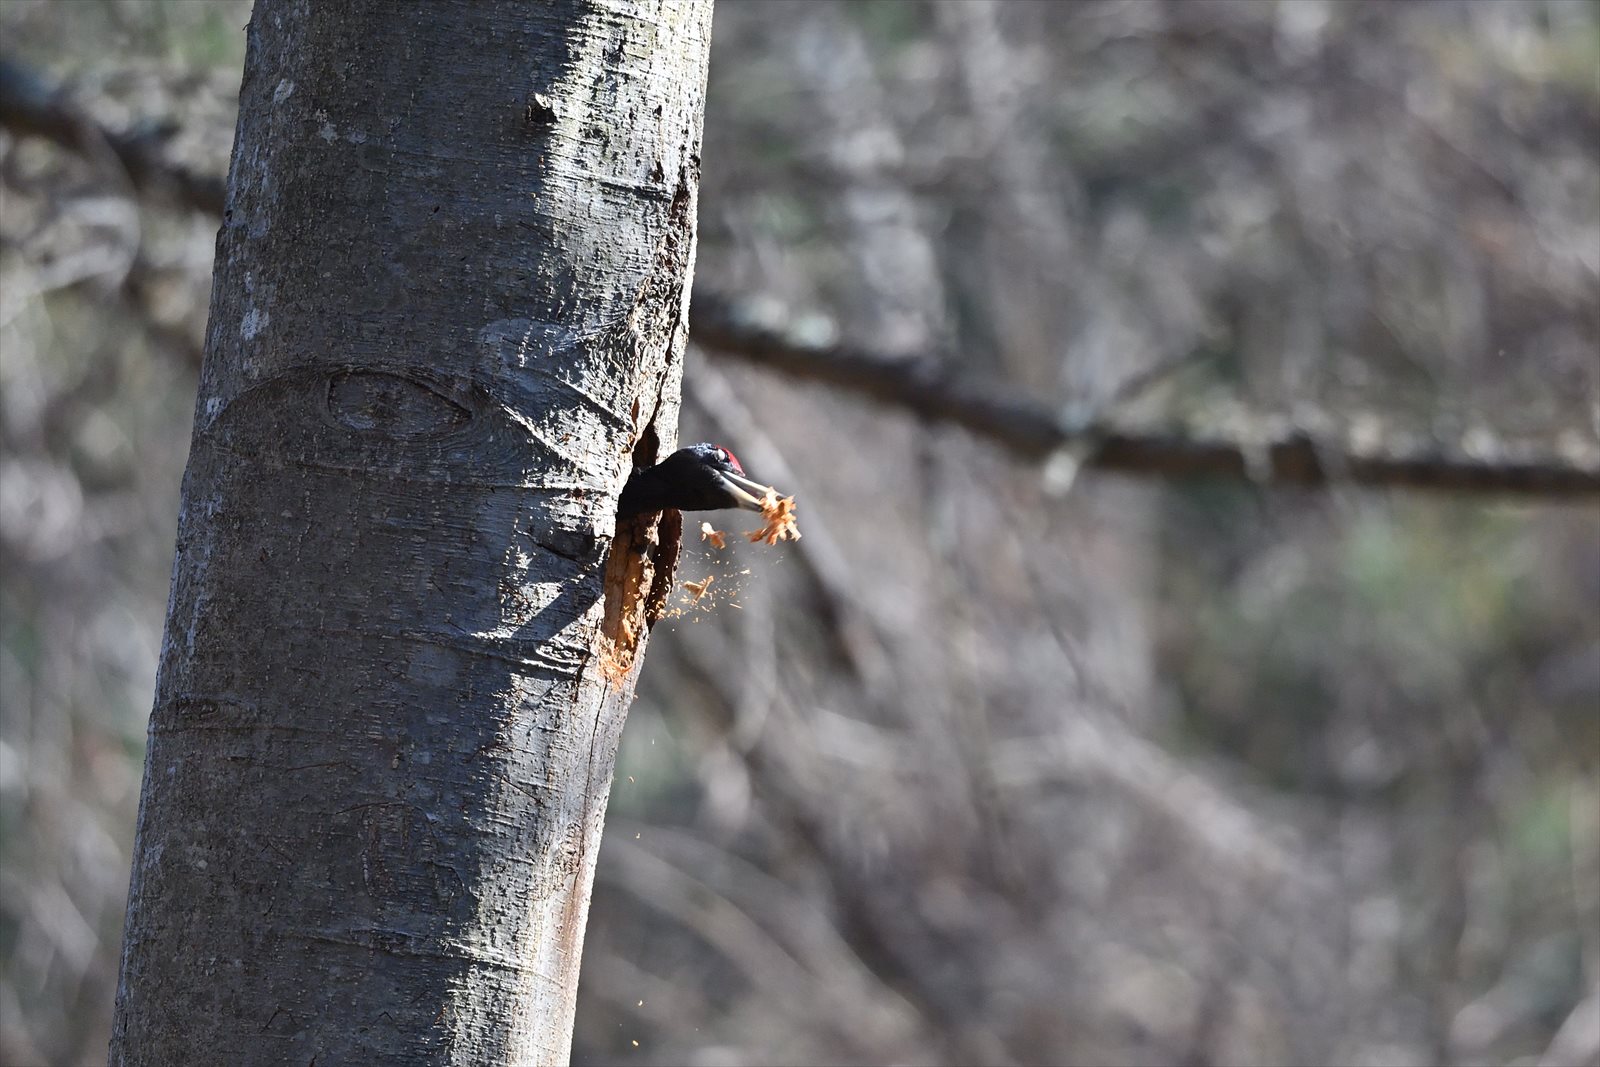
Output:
[746,488,802,545]
[699,522,727,550]
[681,575,714,603]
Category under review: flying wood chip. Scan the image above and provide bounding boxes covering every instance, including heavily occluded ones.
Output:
[746,488,801,546]
[681,575,715,603]
[699,522,728,550]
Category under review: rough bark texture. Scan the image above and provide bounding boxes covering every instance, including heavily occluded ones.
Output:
[108,2,713,1064]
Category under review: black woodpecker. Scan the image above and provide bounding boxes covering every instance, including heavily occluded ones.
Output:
[617,442,770,518]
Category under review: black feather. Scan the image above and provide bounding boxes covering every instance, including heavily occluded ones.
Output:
[618,444,746,517]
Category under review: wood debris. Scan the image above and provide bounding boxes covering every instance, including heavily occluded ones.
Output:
[699,522,727,550]
[746,488,802,545]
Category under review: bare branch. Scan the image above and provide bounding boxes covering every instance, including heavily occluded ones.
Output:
[691,295,1600,499]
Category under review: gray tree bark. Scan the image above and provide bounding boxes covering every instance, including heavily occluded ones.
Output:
[109,2,713,1064]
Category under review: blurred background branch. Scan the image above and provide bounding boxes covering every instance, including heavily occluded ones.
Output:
[0,53,224,216]
[692,293,1600,497]
[5,51,1595,499]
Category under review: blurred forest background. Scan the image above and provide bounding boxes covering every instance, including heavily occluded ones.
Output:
[2,1,1598,1065]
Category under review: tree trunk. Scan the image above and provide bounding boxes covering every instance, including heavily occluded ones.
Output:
[109,2,713,1064]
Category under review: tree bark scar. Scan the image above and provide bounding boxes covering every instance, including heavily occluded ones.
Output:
[595,446,684,682]
[597,425,665,685]
[326,370,471,438]
[596,506,681,684]
[644,509,681,624]
[597,511,655,685]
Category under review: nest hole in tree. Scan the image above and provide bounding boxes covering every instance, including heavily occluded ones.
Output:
[598,423,681,684]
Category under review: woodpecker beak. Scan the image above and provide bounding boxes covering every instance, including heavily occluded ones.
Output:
[717,470,772,512]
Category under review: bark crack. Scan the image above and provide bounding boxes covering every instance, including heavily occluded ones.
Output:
[594,171,694,684]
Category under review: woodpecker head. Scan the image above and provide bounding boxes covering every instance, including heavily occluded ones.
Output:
[617,442,772,517]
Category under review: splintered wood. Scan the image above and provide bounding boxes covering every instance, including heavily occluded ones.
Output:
[699,522,727,550]
[747,488,801,545]
[599,509,681,686]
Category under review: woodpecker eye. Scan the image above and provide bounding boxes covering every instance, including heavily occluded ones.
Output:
[716,446,745,474]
